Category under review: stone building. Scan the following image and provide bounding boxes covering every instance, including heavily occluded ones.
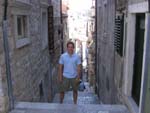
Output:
[121,1,150,113]
[96,0,150,113]
[96,0,116,104]
[48,0,63,98]
[87,0,96,87]
[62,0,69,51]
[0,0,63,113]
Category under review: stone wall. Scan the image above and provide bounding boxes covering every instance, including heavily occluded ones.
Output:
[96,0,117,104]
[0,0,10,112]
[62,1,69,52]
[0,0,54,112]
[0,0,64,112]
[116,0,127,10]
[113,0,149,106]
[96,0,130,105]
[62,14,69,52]
[114,0,128,105]
[49,0,62,97]
[87,43,95,87]
[96,0,149,107]
[8,0,52,102]
[129,0,147,5]
[0,52,8,113]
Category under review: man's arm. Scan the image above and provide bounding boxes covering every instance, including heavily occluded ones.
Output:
[58,64,63,82]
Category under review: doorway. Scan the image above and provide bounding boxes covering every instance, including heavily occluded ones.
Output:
[132,14,145,106]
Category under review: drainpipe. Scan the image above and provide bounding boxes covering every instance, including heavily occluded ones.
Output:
[95,0,98,94]
[60,0,64,53]
[2,0,14,110]
[149,0,150,12]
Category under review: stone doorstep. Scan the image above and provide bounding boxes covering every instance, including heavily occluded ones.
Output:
[12,102,130,113]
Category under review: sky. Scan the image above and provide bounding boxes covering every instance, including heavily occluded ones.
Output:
[68,0,92,11]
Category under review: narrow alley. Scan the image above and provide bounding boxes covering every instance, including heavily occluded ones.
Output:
[0,0,150,113]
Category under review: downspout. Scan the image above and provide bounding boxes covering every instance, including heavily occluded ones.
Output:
[2,0,14,110]
[149,0,150,12]
[60,0,64,53]
[95,0,98,94]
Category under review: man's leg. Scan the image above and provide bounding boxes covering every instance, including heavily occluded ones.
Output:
[73,90,78,104]
[60,92,64,104]
[59,77,70,104]
[71,78,79,104]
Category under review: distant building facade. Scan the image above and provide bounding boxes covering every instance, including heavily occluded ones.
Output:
[87,0,96,87]
[62,0,69,51]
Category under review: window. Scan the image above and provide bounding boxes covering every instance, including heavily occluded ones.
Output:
[12,0,31,48]
[15,14,29,40]
[17,15,27,39]
[14,15,30,48]
[41,10,48,49]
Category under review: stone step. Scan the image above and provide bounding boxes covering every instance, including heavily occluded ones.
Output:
[52,92,100,104]
[52,82,100,104]
[10,102,130,113]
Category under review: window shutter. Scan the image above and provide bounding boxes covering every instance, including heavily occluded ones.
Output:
[114,15,124,56]
[48,6,54,54]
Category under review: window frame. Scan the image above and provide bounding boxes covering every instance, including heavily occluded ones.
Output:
[11,3,31,49]
[14,0,31,5]
[41,8,48,50]
[14,14,30,48]
[16,15,27,39]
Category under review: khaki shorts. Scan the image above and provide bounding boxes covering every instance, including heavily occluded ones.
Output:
[59,77,79,92]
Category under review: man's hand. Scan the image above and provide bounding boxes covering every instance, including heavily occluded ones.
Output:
[76,75,80,80]
[58,64,63,83]
[59,75,63,83]
[77,64,81,79]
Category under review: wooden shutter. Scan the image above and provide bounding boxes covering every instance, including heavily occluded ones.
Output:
[48,6,54,54]
[114,15,124,56]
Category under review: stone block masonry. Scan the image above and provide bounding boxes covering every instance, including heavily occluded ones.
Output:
[49,0,62,98]
[0,0,61,112]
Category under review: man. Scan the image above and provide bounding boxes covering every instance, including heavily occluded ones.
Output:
[58,41,81,104]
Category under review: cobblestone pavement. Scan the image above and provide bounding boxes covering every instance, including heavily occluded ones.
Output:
[52,82,100,104]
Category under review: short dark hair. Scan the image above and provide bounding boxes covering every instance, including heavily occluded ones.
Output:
[67,41,75,48]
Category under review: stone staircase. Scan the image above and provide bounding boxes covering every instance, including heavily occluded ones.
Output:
[10,102,130,113]
[10,82,130,113]
[52,91,100,104]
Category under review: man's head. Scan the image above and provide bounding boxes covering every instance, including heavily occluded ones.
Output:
[67,41,75,54]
